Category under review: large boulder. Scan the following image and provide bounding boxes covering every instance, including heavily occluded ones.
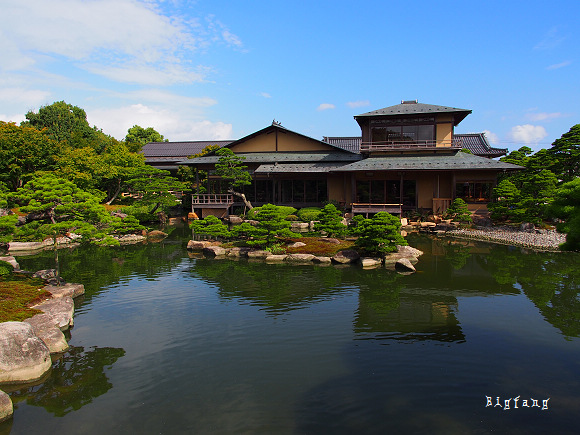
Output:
[285,253,315,263]
[288,242,306,248]
[147,230,168,241]
[290,222,310,233]
[0,389,12,422]
[32,269,64,286]
[318,238,341,244]
[187,240,212,250]
[396,245,424,258]
[24,314,69,354]
[395,258,416,272]
[227,247,251,258]
[332,250,360,264]
[203,246,227,257]
[227,215,243,225]
[313,256,332,264]
[265,254,287,263]
[360,257,382,268]
[32,297,75,331]
[247,250,270,259]
[0,322,52,384]
[44,283,85,299]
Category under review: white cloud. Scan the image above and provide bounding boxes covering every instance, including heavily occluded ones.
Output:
[0,113,26,124]
[317,103,335,111]
[1,0,242,85]
[346,100,370,109]
[260,92,272,98]
[546,61,572,70]
[534,27,566,50]
[508,124,548,145]
[525,112,563,122]
[0,88,51,107]
[87,104,232,141]
[482,130,499,145]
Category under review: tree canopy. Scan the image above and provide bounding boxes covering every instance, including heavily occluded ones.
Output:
[214,147,253,210]
[124,125,167,153]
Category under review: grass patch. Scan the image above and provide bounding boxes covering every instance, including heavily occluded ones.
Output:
[284,237,354,256]
[0,276,51,322]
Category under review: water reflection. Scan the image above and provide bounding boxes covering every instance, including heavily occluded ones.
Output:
[9,346,125,417]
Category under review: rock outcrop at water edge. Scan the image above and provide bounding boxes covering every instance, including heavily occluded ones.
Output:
[0,389,12,422]
[0,322,52,384]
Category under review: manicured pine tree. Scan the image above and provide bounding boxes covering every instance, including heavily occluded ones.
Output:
[353,212,407,255]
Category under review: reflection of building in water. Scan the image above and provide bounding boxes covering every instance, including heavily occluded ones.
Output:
[355,291,465,343]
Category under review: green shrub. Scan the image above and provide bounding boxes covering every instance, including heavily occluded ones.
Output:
[0,260,13,277]
[285,214,299,221]
[443,198,472,224]
[314,204,346,237]
[190,215,231,239]
[352,212,407,255]
[246,205,297,220]
[297,207,322,222]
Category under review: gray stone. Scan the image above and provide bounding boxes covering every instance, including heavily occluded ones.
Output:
[32,269,64,285]
[44,283,85,299]
[285,253,315,262]
[400,217,408,226]
[227,247,251,257]
[520,222,535,232]
[111,212,128,219]
[32,297,75,331]
[288,242,306,248]
[24,314,69,354]
[115,234,146,244]
[203,246,227,257]
[396,245,424,257]
[0,389,12,423]
[0,256,19,271]
[187,240,212,250]
[147,230,168,240]
[420,222,437,228]
[265,255,287,263]
[247,250,270,259]
[245,219,259,227]
[290,222,310,233]
[332,250,360,264]
[227,215,243,225]
[360,257,382,268]
[318,238,341,244]
[395,258,416,272]
[313,256,332,264]
[0,322,52,384]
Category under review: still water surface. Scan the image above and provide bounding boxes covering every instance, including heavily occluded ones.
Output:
[2,226,580,434]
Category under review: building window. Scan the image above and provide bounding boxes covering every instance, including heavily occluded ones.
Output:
[371,125,434,145]
[456,182,492,202]
[279,179,327,205]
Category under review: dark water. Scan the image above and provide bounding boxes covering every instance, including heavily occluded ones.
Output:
[2,226,580,434]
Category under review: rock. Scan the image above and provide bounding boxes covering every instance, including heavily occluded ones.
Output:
[265,255,287,263]
[32,269,64,286]
[247,250,270,259]
[420,222,437,228]
[245,220,259,227]
[0,256,19,271]
[318,238,341,244]
[32,297,75,331]
[384,253,418,267]
[360,257,382,268]
[187,212,199,220]
[0,389,13,423]
[290,222,310,233]
[227,247,251,257]
[285,253,315,262]
[400,217,408,226]
[288,242,306,248]
[332,250,360,264]
[227,215,243,225]
[313,256,332,264]
[187,240,212,250]
[400,230,407,237]
[115,234,146,244]
[395,258,416,272]
[203,246,227,257]
[9,241,48,252]
[396,245,424,257]
[24,314,69,354]
[0,208,12,217]
[44,283,85,299]
[147,230,168,239]
[111,212,128,219]
[520,222,535,233]
[0,322,52,384]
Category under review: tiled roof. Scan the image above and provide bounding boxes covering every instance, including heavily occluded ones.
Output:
[142,140,233,158]
[338,151,522,172]
[255,162,349,174]
[182,152,362,165]
[322,136,362,153]
[455,133,507,158]
[355,101,471,125]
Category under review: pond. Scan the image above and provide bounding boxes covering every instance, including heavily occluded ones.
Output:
[2,225,580,434]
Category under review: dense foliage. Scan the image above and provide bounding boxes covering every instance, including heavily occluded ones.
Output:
[549,178,580,251]
[443,198,472,224]
[352,212,407,255]
[314,204,346,237]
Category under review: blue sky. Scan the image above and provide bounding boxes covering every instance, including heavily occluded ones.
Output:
[1,0,578,152]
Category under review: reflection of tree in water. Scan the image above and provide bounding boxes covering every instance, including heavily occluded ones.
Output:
[193,259,346,313]
[11,346,125,417]
[442,241,472,270]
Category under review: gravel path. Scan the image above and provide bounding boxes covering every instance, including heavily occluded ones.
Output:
[446,226,567,250]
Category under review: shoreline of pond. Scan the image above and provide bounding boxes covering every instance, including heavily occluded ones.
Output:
[444,226,566,251]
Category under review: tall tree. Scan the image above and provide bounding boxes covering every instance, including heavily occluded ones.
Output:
[125,125,167,153]
[214,148,253,211]
[547,124,580,182]
[549,177,580,251]
[0,121,59,190]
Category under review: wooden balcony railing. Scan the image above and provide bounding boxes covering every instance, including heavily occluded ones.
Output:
[352,203,402,215]
[360,139,462,153]
[432,198,452,214]
[191,193,234,207]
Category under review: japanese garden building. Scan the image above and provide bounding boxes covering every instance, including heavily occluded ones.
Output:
[146,101,520,218]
